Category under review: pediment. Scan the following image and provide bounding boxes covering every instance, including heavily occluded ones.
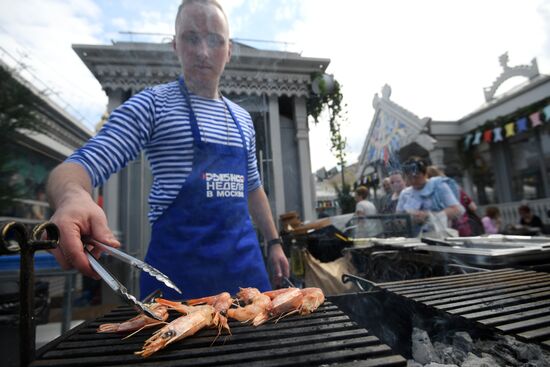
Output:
[357,84,435,178]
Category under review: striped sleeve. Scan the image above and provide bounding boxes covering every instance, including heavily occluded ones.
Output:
[66,89,156,187]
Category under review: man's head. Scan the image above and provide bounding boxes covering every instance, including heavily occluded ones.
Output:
[355,186,369,202]
[401,157,428,190]
[518,205,532,220]
[382,177,391,194]
[173,0,232,97]
[389,171,406,194]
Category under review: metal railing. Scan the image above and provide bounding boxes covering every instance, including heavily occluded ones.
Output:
[477,197,550,227]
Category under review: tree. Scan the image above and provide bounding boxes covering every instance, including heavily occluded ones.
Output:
[0,64,44,213]
[334,182,356,214]
[307,73,353,211]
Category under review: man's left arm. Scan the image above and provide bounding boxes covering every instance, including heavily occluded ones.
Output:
[248,187,289,287]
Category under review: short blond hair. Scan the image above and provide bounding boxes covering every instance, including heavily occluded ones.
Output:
[175,0,229,32]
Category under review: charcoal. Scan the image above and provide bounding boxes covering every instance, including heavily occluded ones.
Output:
[461,352,500,367]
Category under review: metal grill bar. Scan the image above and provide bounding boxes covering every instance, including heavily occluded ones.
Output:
[31,301,406,366]
[377,268,550,348]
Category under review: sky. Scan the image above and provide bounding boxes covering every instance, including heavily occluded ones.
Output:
[0,0,549,173]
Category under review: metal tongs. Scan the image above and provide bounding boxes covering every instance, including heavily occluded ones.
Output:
[82,237,182,320]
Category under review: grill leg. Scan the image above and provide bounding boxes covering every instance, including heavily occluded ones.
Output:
[61,273,75,334]
[20,245,36,367]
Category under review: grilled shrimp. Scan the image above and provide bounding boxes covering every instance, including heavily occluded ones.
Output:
[186,292,232,334]
[253,287,304,326]
[298,287,325,315]
[227,287,271,323]
[155,298,198,315]
[135,305,216,358]
[97,303,168,334]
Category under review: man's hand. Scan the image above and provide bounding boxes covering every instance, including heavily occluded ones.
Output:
[411,210,429,224]
[49,189,120,279]
[268,244,289,288]
[47,162,119,279]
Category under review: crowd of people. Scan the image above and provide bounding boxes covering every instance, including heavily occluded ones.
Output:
[352,156,549,238]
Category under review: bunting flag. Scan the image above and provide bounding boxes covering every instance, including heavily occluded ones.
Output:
[483,129,493,143]
[464,133,473,149]
[472,131,482,146]
[463,102,549,150]
[516,117,528,133]
[530,111,542,127]
[504,122,515,137]
[493,127,504,142]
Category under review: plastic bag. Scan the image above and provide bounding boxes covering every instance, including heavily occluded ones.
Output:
[421,211,459,238]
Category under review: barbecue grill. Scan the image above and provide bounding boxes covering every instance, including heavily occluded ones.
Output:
[31,301,406,366]
[375,267,550,349]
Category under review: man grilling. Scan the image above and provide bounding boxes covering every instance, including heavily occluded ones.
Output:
[46,0,289,299]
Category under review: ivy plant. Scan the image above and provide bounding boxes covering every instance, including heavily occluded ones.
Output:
[307,72,351,211]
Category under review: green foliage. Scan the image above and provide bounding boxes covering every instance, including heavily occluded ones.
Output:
[0,65,44,212]
[306,72,348,169]
[334,181,355,214]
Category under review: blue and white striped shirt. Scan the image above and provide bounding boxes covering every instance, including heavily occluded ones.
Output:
[67,80,261,223]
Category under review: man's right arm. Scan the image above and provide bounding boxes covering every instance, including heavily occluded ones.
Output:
[47,162,120,278]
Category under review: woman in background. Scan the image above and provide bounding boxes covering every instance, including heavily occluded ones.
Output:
[481,206,501,234]
[396,157,464,237]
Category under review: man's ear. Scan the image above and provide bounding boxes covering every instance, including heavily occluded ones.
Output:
[172,36,177,52]
[226,39,232,63]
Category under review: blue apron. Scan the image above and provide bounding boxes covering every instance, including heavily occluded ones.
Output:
[140,77,271,300]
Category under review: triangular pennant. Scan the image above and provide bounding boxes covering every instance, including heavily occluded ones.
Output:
[464,134,473,150]
[544,105,550,122]
[529,111,542,127]
[516,117,528,133]
[504,122,515,137]
[493,127,503,142]
[472,131,482,146]
[483,129,493,143]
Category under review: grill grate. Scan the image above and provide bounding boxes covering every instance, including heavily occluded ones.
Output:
[31,301,406,366]
[376,268,550,349]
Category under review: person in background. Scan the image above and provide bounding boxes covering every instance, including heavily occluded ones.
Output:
[353,186,381,237]
[355,186,377,217]
[396,157,464,237]
[518,204,543,230]
[31,188,48,220]
[380,171,406,214]
[378,177,392,213]
[426,165,483,236]
[481,206,501,234]
[46,0,288,299]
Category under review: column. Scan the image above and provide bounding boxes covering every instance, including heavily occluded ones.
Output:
[430,148,445,169]
[294,96,315,221]
[268,95,286,219]
[101,88,125,303]
[103,88,125,242]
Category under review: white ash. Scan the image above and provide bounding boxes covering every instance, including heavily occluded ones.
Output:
[410,328,550,366]
[412,327,441,364]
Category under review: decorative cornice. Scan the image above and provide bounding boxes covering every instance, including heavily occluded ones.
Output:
[74,41,329,98]
[483,52,540,102]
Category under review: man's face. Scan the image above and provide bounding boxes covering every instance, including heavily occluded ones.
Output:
[390,174,405,193]
[404,172,426,190]
[383,180,391,193]
[173,3,231,92]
